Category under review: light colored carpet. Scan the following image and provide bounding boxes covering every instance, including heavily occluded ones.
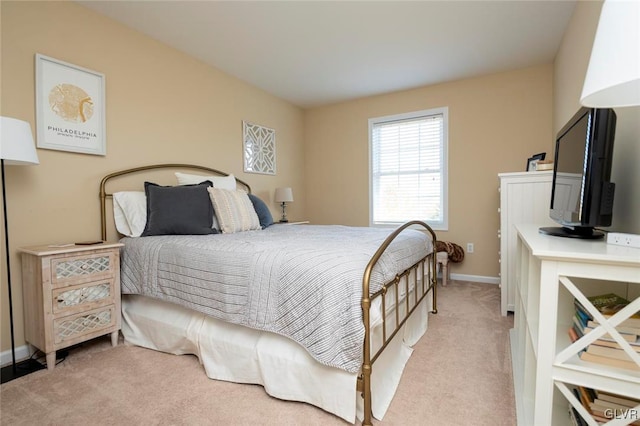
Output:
[0,281,515,425]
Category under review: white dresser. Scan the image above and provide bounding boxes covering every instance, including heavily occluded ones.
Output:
[498,171,556,316]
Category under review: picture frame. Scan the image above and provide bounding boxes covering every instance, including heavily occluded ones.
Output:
[243,121,276,175]
[526,152,546,172]
[35,54,106,156]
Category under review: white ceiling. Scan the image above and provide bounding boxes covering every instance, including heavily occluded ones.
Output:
[77,1,577,109]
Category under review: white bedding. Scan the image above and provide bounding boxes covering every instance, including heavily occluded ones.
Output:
[121,287,431,423]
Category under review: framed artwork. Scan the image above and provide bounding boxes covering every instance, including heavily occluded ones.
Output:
[243,121,276,175]
[35,54,106,156]
[526,152,546,172]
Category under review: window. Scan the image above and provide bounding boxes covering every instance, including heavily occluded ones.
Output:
[369,107,448,229]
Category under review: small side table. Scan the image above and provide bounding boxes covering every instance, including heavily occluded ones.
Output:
[436,251,449,286]
[19,242,124,370]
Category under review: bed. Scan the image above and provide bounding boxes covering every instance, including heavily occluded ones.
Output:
[99,164,438,425]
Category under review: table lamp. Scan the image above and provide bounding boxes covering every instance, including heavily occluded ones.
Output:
[274,187,293,223]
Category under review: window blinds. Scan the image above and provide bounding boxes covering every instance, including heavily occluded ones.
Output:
[371,112,444,226]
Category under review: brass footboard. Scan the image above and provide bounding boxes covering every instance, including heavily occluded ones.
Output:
[359,220,437,426]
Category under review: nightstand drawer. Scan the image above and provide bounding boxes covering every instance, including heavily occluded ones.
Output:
[50,251,116,287]
[52,280,114,315]
[53,305,116,345]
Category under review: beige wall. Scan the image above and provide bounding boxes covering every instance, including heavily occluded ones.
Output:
[5,0,637,359]
[554,0,640,234]
[304,65,554,278]
[1,1,305,354]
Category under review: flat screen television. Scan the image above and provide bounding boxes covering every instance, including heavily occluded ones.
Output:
[539,107,617,239]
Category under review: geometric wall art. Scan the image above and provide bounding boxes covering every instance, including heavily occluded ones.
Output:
[242,121,276,175]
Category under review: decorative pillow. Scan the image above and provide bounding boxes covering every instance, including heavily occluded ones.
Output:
[175,172,237,191]
[113,191,147,237]
[141,182,216,236]
[248,194,274,229]
[207,188,261,234]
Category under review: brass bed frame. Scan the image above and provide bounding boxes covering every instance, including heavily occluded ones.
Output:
[99,164,438,426]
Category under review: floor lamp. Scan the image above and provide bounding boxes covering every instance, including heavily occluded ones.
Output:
[0,116,43,384]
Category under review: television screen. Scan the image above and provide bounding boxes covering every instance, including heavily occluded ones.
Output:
[540,107,616,239]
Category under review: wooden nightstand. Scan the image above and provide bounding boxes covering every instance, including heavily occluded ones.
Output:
[19,242,124,370]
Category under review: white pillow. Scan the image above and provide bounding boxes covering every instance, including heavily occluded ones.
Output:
[207,188,261,234]
[113,191,147,237]
[175,172,237,191]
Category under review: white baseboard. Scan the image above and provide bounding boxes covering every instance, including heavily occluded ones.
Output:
[450,273,500,285]
[0,344,32,368]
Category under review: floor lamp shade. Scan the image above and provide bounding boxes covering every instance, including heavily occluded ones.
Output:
[1,117,40,165]
[580,0,640,107]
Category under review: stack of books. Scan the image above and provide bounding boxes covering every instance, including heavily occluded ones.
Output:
[570,293,640,371]
[569,386,640,426]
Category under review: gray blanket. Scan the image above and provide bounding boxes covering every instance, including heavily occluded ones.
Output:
[120,224,431,373]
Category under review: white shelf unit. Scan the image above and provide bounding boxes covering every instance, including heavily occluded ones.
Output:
[498,171,556,316]
[512,224,640,426]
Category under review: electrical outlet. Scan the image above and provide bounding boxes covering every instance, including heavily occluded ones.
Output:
[607,232,640,249]
[466,243,474,253]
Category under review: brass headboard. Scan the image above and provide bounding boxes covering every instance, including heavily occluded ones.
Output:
[99,163,251,241]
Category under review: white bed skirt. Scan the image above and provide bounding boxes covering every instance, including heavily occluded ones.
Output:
[121,290,431,423]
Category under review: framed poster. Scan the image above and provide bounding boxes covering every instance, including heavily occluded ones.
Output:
[35,54,106,156]
[243,121,276,175]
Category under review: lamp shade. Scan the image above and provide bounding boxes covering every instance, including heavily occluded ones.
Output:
[274,187,293,203]
[0,117,39,165]
[580,0,640,107]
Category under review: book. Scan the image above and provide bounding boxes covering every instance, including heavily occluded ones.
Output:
[590,405,640,426]
[575,301,591,324]
[598,390,640,407]
[587,320,640,336]
[568,327,587,355]
[582,324,638,342]
[577,386,596,413]
[592,338,640,352]
[573,313,586,334]
[592,398,639,411]
[587,343,640,361]
[568,326,580,343]
[572,386,640,426]
[587,293,640,328]
[580,351,640,371]
[570,388,588,426]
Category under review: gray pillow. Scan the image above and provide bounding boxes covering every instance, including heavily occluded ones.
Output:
[141,181,217,236]
[248,194,274,229]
